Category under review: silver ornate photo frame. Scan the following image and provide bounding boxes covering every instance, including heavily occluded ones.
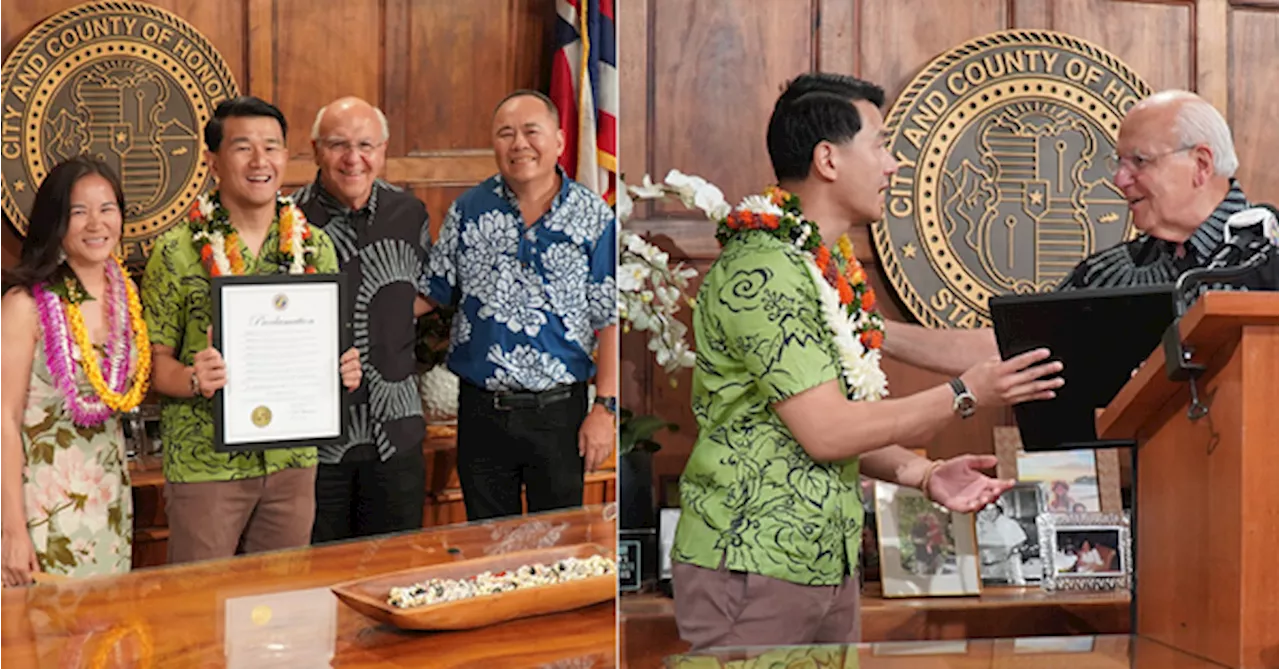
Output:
[1036,512,1131,592]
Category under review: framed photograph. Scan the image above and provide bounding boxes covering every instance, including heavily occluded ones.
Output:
[874,482,981,597]
[976,483,1043,586]
[994,426,1123,514]
[1037,512,1131,591]
[211,274,351,452]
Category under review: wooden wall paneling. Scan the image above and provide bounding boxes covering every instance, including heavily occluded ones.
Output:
[404,0,554,154]
[858,0,1008,104]
[1011,0,1053,28]
[412,185,473,242]
[272,0,383,159]
[817,0,857,74]
[649,0,815,206]
[1228,5,1280,204]
[247,0,276,103]
[1197,0,1231,114]
[1050,0,1193,92]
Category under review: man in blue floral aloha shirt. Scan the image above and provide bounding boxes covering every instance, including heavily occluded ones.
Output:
[421,90,617,521]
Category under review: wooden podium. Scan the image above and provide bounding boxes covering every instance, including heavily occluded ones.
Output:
[1098,291,1278,669]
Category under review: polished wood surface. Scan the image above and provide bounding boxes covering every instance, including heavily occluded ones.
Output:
[1,506,618,668]
[618,0,1280,494]
[1,0,556,261]
[1098,292,1278,669]
[664,635,1234,669]
[125,437,618,568]
[621,585,1132,669]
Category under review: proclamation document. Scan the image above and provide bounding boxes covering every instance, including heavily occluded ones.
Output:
[211,275,349,452]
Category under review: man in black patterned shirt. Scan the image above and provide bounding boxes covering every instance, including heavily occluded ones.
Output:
[294,97,431,543]
[880,90,1277,375]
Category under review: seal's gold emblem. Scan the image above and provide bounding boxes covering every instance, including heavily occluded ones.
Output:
[251,405,272,428]
[873,31,1151,328]
[2,2,239,264]
[250,604,272,626]
[272,294,288,311]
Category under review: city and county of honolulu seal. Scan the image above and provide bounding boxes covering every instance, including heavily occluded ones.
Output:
[1,1,239,264]
[872,30,1151,329]
[251,405,272,428]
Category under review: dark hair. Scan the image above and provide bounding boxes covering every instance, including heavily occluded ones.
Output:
[204,96,288,152]
[2,156,125,293]
[493,89,560,122]
[766,73,886,182]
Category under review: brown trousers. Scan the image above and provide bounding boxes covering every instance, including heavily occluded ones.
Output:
[672,561,861,652]
[165,466,317,565]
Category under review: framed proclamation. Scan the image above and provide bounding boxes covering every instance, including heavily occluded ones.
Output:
[211,274,351,452]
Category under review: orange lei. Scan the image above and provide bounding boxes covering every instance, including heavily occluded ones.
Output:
[65,257,152,412]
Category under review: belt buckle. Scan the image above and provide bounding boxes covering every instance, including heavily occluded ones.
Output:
[493,390,511,411]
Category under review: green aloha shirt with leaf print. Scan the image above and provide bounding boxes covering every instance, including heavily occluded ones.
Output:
[141,214,339,483]
[672,231,866,586]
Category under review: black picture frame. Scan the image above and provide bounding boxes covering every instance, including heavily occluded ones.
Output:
[210,273,351,453]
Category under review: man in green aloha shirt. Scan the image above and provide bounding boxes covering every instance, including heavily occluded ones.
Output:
[671,74,1066,649]
[142,97,362,565]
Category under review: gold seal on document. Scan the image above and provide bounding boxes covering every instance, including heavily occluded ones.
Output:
[250,604,272,626]
[251,405,272,428]
[872,30,1151,329]
[1,1,240,264]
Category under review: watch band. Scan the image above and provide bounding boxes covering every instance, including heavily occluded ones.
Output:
[948,377,967,396]
[593,395,618,415]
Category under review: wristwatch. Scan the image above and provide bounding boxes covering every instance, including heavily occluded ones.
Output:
[593,396,618,416]
[190,369,202,397]
[948,378,977,419]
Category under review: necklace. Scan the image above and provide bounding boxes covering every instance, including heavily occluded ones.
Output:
[32,258,152,426]
[188,190,319,276]
[718,186,888,401]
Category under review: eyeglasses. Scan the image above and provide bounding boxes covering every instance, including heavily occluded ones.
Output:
[1104,146,1194,174]
[320,138,385,156]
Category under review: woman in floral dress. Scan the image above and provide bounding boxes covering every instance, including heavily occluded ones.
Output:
[1,156,151,585]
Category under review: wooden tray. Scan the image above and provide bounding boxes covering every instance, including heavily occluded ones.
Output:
[330,543,616,631]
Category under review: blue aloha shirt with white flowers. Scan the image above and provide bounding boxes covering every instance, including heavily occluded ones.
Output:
[422,167,617,391]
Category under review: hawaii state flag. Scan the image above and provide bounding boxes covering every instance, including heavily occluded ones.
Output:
[550,0,617,205]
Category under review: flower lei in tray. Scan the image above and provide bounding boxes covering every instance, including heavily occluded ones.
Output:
[717,185,888,401]
[189,190,319,276]
[31,257,152,426]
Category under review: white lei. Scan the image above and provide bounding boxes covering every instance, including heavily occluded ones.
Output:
[802,249,889,402]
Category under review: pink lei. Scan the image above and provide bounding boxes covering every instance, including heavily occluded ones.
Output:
[31,263,135,427]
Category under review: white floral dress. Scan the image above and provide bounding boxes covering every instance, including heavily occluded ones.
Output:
[21,342,133,577]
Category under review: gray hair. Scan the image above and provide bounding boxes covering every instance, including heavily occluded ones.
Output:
[1146,90,1238,177]
[310,102,390,142]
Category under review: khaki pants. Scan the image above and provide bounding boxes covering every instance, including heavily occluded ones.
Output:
[672,561,861,652]
[165,466,317,565]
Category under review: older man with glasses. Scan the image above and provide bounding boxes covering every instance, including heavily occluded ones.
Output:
[874,89,1278,377]
[293,97,433,543]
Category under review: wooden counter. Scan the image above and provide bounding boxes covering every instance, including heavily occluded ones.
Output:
[2,506,618,668]
[663,635,1228,668]
[621,584,1132,669]
[128,436,617,568]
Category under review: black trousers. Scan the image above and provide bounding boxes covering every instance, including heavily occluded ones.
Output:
[457,382,587,521]
[312,443,426,544]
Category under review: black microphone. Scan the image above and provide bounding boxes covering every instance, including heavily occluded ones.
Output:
[1172,208,1278,316]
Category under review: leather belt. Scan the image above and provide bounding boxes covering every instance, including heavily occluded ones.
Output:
[478,383,582,411]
